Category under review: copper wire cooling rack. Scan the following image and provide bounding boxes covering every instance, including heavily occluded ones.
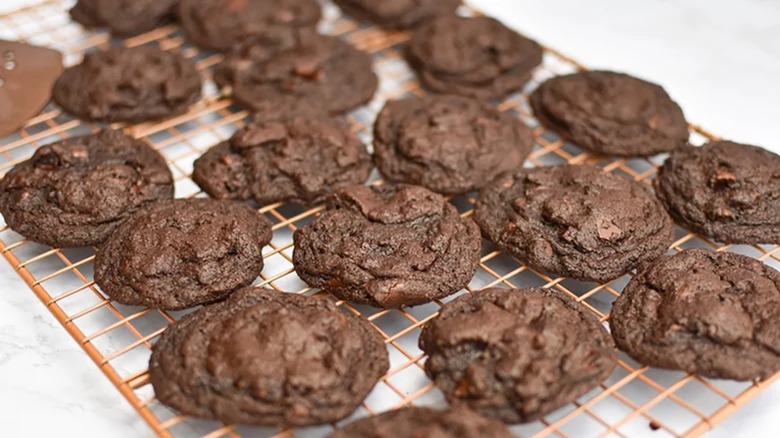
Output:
[1,1,779,437]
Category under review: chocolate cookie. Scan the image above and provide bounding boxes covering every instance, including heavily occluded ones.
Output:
[530,71,689,157]
[70,0,178,36]
[179,0,321,52]
[333,0,461,29]
[216,34,377,117]
[474,165,674,282]
[94,198,272,310]
[654,141,780,244]
[192,117,371,205]
[53,45,202,123]
[407,16,542,100]
[150,287,388,426]
[329,407,514,438]
[610,249,780,380]
[420,287,617,423]
[293,184,481,308]
[374,95,534,195]
[0,130,173,248]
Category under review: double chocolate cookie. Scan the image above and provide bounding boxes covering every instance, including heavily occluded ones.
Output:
[610,249,780,380]
[192,117,372,205]
[407,16,542,100]
[334,0,461,29]
[329,407,513,438]
[150,287,389,426]
[654,141,780,244]
[70,0,178,36]
[94,198,272,310]
[420,287,617,423]
[293,184,481,308]
[374,95,534,195]
[475,165,674,282]
[530,71,689,156]
[53,46,202,123]
[179,0,320,52]
[0,130,173,248]
[216,34,377,117]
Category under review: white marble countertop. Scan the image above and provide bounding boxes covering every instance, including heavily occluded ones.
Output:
[1,0,779,437]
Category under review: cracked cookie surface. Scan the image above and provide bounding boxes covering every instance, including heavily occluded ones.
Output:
[373,95,533,195]
[150,287,388,426]
[216,34,377,117]
[654,141,780,244]
[420,287,617,423]
[179,0,321,51]
[70,0,178,36]
[530,71,688,156]
[193,117,371,205]
[0,130,173,248]
[95,198,272,309]
[53,46,202,123]
[407,16,542,100]
[293,184,481,308]
[475,165,674,282]
[329,406,513,437]
[333,0,461,29]
[610,249,780,380]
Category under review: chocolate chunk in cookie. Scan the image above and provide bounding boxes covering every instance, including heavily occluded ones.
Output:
[530,71,689,157]
[475,165,674,282]
[150,287,388,426]
[0,130,173,248]
[374,95,534,195]
[53,46,202,123]
[420,287,617,423]
[293,184,481,308]
[192,117,372,205]
[334,0,461,29]
[94,198,272,310]
[654,141,780,244]
[179,0,321,52]
[329,406,513,438]
[70,0,178,36]
[216,34,377,117]
[407,16,542,100]
[610,249,780,380]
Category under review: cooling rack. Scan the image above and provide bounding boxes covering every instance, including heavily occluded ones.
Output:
[1,1,779,437]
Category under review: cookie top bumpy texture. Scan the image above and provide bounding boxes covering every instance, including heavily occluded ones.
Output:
[333,0,461,29]
[192,117,372,205]
[654,141,780,244]
[420,287,617,423]
[178,0,321,51]
[70,0,178,36]
[149,287,389,426]
[530,71,689,157]
[407,16,542,100]
[373,95,534,195]
[0,130,173,248]
[293,184,481,308]
[329,406,514,438]
[475,165,674,282]
[53,46,202,123]
[216,34,377,117]
[610,249,780,380]
[94,198,272,310]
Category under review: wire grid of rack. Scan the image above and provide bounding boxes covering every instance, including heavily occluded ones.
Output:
[1,1,779,437]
